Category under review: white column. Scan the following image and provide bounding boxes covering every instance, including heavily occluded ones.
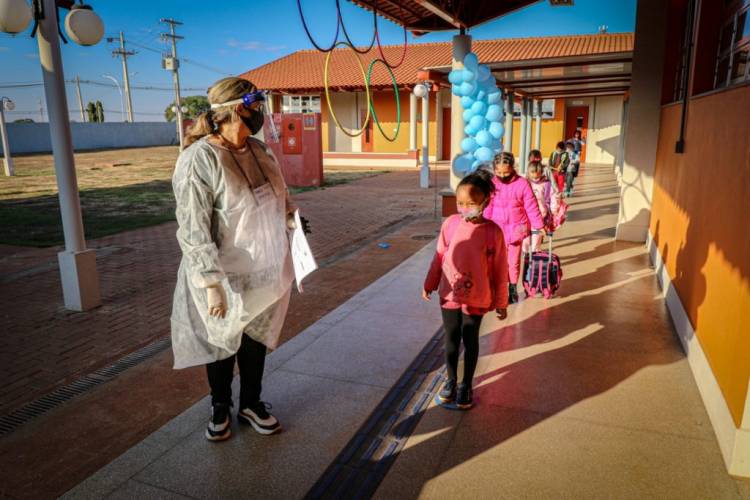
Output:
[450,34,472,190]
[420,91,430,188]
[519,97,528,171]
[37,0,101,311]
[615,0,669,242]
[524,99,533,172]
[409,91,417,151]
[534,99,542,152]
[503,90,514,153]
[0,101,14,176]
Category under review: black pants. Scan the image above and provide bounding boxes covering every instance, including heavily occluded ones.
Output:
[205,333,267,408]
[441,308,483,385]
[565,163,579,193]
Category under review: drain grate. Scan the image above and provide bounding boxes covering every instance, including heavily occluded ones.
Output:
[306,327,446,499]
[0,336,171,438]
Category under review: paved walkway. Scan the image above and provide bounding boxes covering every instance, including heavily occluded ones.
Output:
[61,165,750,499]
[0,170,445,417]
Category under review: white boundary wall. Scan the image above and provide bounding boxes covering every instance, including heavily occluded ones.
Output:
[0,122,177,155]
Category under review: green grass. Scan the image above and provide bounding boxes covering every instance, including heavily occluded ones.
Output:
[0,167,389,247]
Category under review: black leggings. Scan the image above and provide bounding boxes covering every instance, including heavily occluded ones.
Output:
[205,333,267,408]
[441,308,483,385]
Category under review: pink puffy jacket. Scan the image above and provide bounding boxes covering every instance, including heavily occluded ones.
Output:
[483,174,546,245]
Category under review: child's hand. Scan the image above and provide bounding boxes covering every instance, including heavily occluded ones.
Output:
[496,308,508,320]
[421,289,432,301]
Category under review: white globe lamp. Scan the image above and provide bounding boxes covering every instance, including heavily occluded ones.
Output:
[0,0,33,34]
[3,98,15,111]
[64,4,104,46]
[413,83,428,98]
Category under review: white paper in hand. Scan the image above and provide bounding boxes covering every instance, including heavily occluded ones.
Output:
[290,210,317,292]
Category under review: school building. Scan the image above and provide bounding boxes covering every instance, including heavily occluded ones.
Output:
[241,33,633,169]
[242,0,750,478]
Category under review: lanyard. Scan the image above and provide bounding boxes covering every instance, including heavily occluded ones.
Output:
[222,139,277,205]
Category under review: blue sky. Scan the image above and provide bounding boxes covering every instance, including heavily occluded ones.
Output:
[1,0,636,122]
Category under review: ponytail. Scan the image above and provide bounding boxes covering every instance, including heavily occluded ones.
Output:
[184,111,216,147]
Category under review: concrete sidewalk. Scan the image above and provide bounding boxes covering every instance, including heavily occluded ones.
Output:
[62,165,750,499]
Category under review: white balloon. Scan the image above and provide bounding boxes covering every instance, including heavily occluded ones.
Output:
[65,6,104,46]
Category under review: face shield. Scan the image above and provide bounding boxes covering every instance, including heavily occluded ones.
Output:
[210,90,279,140]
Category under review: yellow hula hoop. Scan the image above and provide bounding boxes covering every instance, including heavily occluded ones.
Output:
[324,41,371,138]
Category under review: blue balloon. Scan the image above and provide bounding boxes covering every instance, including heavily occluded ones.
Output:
[463,52,479,71]
[487,91,502,104]
[453,153,474,174]
[491,138,503,151]
[462,69,476,83]
[477,65,491,82]
[486,104,502,122]
[475,146,493,163]
[462,108,474,122]
[489,121,504,139]
[476,90,486,101]
[475,130,492,147]
[470,159,481,172]
[461,137,478,153]
[448,70,463,85]
[471,101,487,115]
[451,84,462,96]
[460,95,474,108]
[464,124,476,136]
[458,82,475,97]
[469,115,486,130]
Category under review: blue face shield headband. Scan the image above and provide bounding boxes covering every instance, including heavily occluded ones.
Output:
[210,90,267,110]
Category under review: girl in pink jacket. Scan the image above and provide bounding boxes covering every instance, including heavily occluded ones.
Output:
[523,160,558,253]
[423,170,509,410]
[483,152,546,304]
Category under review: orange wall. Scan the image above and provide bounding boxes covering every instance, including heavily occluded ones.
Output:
[649,85,750,426]
[510,99,566,160]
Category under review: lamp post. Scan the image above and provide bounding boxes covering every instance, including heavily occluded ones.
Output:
[1,0,104,311]
[102,74,124,122]
[414,82,430,189]
[0,97,14,176]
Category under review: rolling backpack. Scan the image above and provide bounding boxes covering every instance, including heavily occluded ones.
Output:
[522,231,562,299]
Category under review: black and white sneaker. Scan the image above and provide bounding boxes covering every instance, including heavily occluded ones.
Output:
[438,379,457,403]
[456,383,474,410]
[205,403,232,442]
[238,401,281,435]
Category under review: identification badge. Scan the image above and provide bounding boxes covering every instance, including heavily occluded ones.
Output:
[253,183,275,206]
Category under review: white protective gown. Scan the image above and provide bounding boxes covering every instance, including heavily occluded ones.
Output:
[170,136,294,369]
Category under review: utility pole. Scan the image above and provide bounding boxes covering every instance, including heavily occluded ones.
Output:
[160,18,184,150]
[74,75,85,122]
[109,32,135,122]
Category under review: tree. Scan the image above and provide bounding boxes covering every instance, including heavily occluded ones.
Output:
[86,102,97,122]
[164,95,210,122]
[95,101,105,123]
[13,118,34,123]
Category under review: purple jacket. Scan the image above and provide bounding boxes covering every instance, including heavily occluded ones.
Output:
[483,174,546,245]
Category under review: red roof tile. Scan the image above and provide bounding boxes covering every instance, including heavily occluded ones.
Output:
[240,33,634,92]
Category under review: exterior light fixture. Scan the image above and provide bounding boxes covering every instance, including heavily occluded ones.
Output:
[413,83,429,99]
[64,3,103,46]
[0,0,33,33]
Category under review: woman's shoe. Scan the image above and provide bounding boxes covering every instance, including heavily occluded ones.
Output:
[238,401,282,435]
[456,383,474,410]
[205,403,232,442]
[438,379,457,403]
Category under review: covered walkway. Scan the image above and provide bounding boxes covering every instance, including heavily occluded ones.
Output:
[63,166,749,499]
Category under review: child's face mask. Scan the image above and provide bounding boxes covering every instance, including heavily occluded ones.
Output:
[457,196,487,222]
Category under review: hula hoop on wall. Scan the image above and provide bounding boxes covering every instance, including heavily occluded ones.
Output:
[336,0,377,55]
[375,0,408,68]
[366,59,401,142]
[297,0,340,52]
[324,42,372,138]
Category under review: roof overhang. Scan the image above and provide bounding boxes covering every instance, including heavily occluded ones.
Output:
[347,0,542,33]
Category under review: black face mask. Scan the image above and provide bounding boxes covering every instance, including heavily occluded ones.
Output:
[241,109,265,135]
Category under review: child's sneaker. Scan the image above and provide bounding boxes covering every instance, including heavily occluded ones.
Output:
[438,379,457,403]
[238,401,282,435]
[205,403,232,442]
[456,383,474,410]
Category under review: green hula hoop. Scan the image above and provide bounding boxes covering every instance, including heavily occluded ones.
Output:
[366,58,401,143]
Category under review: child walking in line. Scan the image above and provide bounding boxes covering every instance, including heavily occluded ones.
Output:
[523,161,554,253]
[564,140,578,197]
[423,170,509,410]
[483,152,546,305]
[549,141,570,194]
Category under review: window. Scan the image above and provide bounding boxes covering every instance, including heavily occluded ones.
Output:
[512,99,555,118]
[281,95,321,114]
[714,1,750,89]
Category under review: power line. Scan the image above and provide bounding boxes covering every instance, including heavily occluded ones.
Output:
[0,80,209,92]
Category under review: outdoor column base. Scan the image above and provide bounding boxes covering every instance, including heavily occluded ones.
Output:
[440,189,457,217]
[58,249,101,311]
